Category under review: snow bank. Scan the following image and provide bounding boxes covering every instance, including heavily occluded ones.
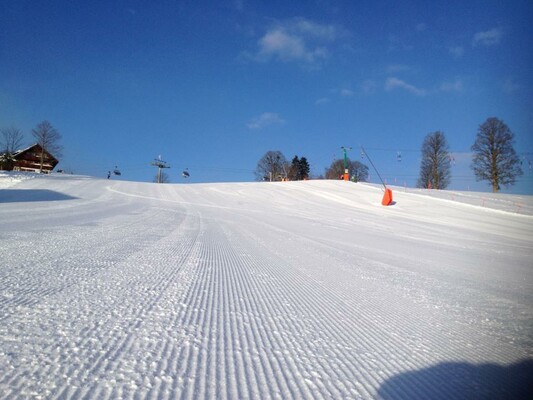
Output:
[0,171,37,188]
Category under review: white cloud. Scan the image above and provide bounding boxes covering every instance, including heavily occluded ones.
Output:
[258,30,309,62]
[449,46,464,58]
[340,89,354,97]
[315,97,331,105]
[472,28,503,47]
[361,79,377,94]
[315,87,353,105]
[246,112,285,130]
[292,18,339,40]
[439,80,463,92]
[252,18,343,65]
[385,77,426,96]
[502,78,520,94]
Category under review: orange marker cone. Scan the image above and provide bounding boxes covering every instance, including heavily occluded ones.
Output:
[382,188,393,206]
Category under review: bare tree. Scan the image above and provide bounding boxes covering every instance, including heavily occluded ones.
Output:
[0,126,24,170]
[471,117,522,192]
[255,150,288,181]
[417,131,451,189]
[325,158,368,182]
[32,120,62,173]
[1,126,24,153]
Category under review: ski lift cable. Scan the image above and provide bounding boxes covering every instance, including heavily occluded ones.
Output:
[360,146,387,191]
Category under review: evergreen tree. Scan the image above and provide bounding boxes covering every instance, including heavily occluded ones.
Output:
[288,156,300,180]
[297,156,310,180]
[416,131,451,189]
[287,156,310,180]
[471,117,522,192]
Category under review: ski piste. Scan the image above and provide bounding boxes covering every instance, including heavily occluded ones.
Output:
[1,172,532,399]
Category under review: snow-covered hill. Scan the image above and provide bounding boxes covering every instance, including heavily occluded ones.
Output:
[1,172,532,399]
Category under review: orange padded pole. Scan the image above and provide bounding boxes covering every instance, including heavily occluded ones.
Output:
[381,188,393,206]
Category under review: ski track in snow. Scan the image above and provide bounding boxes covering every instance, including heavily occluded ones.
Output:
[1,173,532,399]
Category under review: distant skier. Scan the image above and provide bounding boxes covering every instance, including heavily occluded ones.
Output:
[107,171,111,179]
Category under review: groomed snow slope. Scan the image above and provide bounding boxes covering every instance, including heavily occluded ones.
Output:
[1,173,532,399]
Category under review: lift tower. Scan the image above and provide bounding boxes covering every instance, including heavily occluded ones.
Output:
[341,146,352,181]
[151,155,171,183]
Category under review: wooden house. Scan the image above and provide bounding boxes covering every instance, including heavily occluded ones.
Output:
[7,143,59,173]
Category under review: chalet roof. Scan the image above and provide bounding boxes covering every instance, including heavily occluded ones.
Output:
[13,143,40,156]
[13,143,59,164]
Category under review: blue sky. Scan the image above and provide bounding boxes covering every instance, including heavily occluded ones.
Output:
[1,0,532,193]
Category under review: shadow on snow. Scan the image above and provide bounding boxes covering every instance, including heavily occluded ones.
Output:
[0,189,77,203]
[377,359,533,400]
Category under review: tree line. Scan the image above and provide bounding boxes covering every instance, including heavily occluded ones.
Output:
[0,120,63,172]
[255,150,369,182]
[1,117,523,192]
[417,117,522,192]
[254,151,312,182]
[255,117,523,192]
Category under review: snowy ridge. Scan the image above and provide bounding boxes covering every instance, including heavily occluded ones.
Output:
[1,175,532,399]
[394,185,533,216]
